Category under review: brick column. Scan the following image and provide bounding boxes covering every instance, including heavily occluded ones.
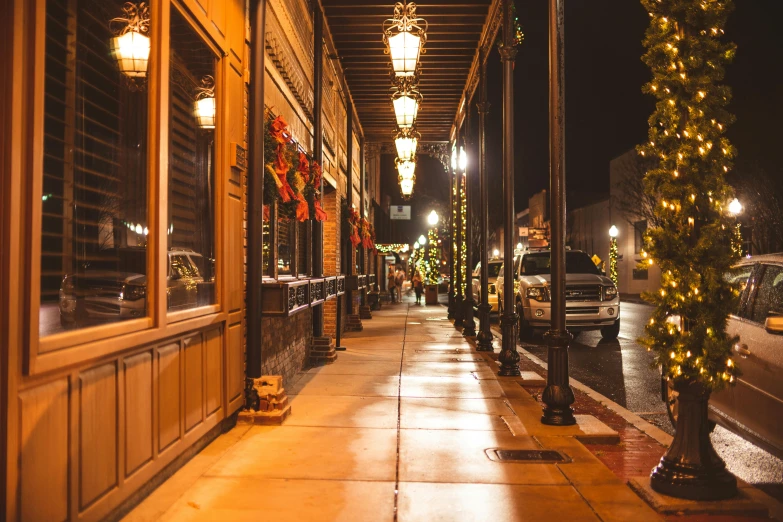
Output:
[323,189,340,338]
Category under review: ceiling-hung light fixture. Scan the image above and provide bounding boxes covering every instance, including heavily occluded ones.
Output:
[394,128,420,163]
[194,75,216,129]
[396,158,416,181]
[392,87,421,129]
[400,178,415,198]
[383,2,427,78]
[110,2,151,81]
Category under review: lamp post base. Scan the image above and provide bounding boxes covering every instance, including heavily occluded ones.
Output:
[476,303,493,351]
[541,329,576,426]
[498,310,520,376]
[462,298,476,337]
[454,295,465,327]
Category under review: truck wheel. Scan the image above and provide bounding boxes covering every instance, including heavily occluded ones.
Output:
[600,318,620,340]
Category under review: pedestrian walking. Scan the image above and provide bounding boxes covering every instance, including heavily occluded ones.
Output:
[395,267,405,302]
[413,270,423,304]
[387,267,396,303]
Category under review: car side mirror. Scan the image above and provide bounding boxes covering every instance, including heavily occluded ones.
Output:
[765,313,783,335]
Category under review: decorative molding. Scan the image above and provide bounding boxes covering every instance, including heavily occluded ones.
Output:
[265,6,314,121]
[419,142,450,171]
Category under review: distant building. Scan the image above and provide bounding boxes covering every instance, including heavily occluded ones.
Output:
[609,150,662,295]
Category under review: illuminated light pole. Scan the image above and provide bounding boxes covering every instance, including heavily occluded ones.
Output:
[608,225,619,287]
[453,140,465,327]
[461,140,477,338]
[728,198,743,256]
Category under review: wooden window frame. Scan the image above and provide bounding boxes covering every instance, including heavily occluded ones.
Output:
[25,0,230,375]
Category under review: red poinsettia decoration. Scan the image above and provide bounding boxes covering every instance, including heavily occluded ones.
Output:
[314,200,327,222]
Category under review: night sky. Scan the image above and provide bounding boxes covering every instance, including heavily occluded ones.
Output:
[380,0,783,243]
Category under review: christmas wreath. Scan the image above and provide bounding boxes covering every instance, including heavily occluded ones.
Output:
[263,110,326,222]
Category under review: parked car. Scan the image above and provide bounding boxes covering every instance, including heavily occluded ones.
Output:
[495,248,620,340]
[59,247,213,328]
[663,253,783,458]
[470,259,503,313]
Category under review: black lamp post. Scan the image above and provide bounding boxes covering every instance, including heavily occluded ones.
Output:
[497,0,520,377]
[541,0,576,426]
[476,53,493,352]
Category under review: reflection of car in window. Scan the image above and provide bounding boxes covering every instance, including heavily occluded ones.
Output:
[59,247,213,328]
[664,254,783,459]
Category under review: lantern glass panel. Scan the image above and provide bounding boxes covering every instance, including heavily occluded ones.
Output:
[110,30,151,78]
[388,31,421,77]
[393,95,418,128]
[395,135,417,162]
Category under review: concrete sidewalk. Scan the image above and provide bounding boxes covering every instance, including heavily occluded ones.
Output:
[123,301,704,521]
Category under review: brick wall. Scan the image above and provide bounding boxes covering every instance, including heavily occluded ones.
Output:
[261,308,312,387]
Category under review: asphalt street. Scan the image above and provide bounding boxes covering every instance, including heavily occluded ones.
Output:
[503,301,783,501]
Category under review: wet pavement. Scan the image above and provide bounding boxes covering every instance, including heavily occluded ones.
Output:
[512,301,783,502]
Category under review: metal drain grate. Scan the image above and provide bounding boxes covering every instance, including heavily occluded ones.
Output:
[487,449,570,463]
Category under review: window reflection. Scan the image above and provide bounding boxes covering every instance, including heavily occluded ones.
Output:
[40,0,150,336]
[278,217,293,276]
[167,7,217,311]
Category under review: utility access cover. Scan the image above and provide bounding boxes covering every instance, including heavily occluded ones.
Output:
[486,449,570,463]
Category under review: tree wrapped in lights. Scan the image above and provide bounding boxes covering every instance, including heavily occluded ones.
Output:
[426,228,439,284]
[609,238,619,286]
[638,0,740,500]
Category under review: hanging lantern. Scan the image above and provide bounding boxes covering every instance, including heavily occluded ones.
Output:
[383,2,428,78]
[394,128,419,162]
[194,75,216,129]
[392,89,421,129]
[110,2,151,79]
[400,178,415,198]
[396,158,416,181]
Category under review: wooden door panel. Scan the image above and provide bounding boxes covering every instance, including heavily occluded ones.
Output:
[124,351,153,476]
[228,321,243,403]
[79,363,118,509]
[184,333,204,432]
[158,342,182,451]
[19,379,69,522]
[205,327,222,416]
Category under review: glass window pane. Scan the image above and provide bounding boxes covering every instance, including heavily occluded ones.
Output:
[750,265,783,324]
[297,221,309,276]
[167,7,217,311]
[40,0,150,336]
[278,217,293,276]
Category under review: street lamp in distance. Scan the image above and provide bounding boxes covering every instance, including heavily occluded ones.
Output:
[428,210,439,226]
[418,234,427,245]
[608,225,619,287]
[492,248,500,258]
[516,242,523,250]
[728,198,742,216]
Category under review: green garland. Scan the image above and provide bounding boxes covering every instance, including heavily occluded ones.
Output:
[638,0,740,390]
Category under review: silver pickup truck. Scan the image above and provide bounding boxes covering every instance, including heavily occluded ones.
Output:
[495,249,620,340]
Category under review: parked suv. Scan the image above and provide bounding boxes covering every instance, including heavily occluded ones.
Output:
[495,249,620,340]
[663,253,783,458]
[59,247,213,328]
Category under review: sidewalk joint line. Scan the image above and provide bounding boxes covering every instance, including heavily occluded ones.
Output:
[393,302,410,522]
